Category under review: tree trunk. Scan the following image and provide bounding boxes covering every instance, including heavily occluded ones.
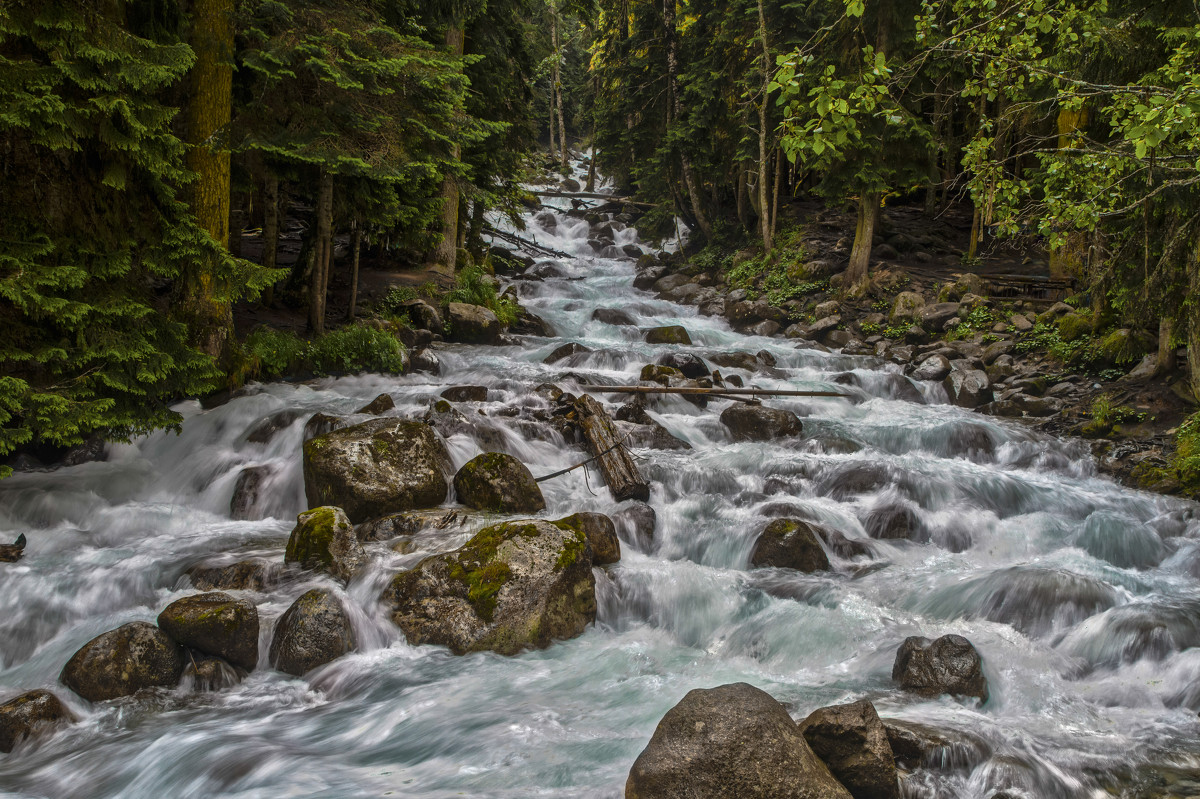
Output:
[432,22,465,277]
[467,199,486,252]
[309,171,333,335]
[346,222,362,322]
[176,0,235,362]
[1156,316,1175,376]
[846,192,879,294]
[736,166,749,232]
[757,0,772,252]
[664,0,712,243]
[262,174,279,305]
[548,83,557,157]
[770,146,783,246]
[551,3,569,171]
[585,77,599,192]
[573,394,650,502]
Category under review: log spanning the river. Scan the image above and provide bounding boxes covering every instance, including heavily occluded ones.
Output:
[573,394,651,502]
[483,225,571,258]
[531,190,656,208]
[597,386,853,399]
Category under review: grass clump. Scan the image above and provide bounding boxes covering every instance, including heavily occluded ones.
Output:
[445,265,519,327]
[243,325,407,380]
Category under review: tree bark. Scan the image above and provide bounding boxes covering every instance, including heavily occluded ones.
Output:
[664,0,712,243]
[309,170,333,335]
[757,0,772,252]
[573,394,650,502]
[770,146,783,246]
[346,222,362,322]
[846,192,879,293]
[551,2,569,171]
[1156,316,1175,376]
[262,174,279,305]
[432,22,465,277]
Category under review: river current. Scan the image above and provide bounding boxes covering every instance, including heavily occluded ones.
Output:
[3,171,1200,798]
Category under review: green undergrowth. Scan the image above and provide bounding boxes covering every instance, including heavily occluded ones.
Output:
[445,265,519,327]
[1013,321,1145,378]
[376,282,438,316]
[243,325,408,380]
[1082,394,1148,437]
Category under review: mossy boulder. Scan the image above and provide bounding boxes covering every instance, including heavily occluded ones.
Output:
[889,291,926,324]
[156,592,259,671]
[720,405,803,442]
[268,589,356,677]
[303,418,453,523]
[452,453,546,513]
[553,512,620,565]
[644,325,692,345]
[626,682,853,799]
[60,622,184,702]
[380,519,596,655]
[1056,312,1093,342]
[750,519,830,573]
[640,364,684,384]
[1093,328,1154,368]
[0,690,74,753]
[285,506,366,581]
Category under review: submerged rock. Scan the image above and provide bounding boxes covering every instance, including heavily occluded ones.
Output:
[553,512,620,565]
[799,699,899,799]
[230,465,273,521]
[453,453,546,513]
[614,502,657,544]
[60,622,184,702]
[157,592,259,671]
[625,682,853,799]
[544,342,591,364]
[441,385,488,403]
[285,506,367,581]
[861,503,928,543]
[720,405,803,442]
[355,394,395,415]
[592,308,637,326]
[269,589,356,676]
[381,519,596,655]
[0,690,74,753]
[750,519,830,573]
[303,418,452,523]
[882,720,992,772]
[644,325,692,345]
[182,655,242,692]
[187,559,280,592]
[246,409,305,444]
[892,634,988,702]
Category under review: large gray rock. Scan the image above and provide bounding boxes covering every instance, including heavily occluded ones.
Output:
[285,506,367,581]
[918,303,960,331]
[889,292,925,324]
[381,519,596,655]
[453,453,546,513]
[721,405,802,442]
[554,512,621,565]
[400,299,442,332]
[750,519,830,573]
[799,699,898,799]
[446,302,501,343]
[60,622,184,702]
[303,418,452,523]
[892,634,988,702]
[911,354,951,381]
[269,589,356,676]
[544,342,591,364]
[593,308,638,326]
[942,370,993,409]
[625,682,853,799]
[0,690,74,753]
[656,352,709,379]
[157,592,259,671]
[187,559,280,592]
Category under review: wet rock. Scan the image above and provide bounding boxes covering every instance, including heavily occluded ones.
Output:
[356,508,472,541]
[720,405,802,442]
[286,506,366,581]
[303,418,453,523]
[561,178,581,192]
[625,682,853,799]
[592,307,637,326]
[652,273,692,295]
[441,385,488,403]
[554,512,620,565]
[230,465,273,521]
[0,690,74,753]
[187,559,280,592]
[911,354,951,382]
[892,634,988,702]
[1059,598,1200,668]
[355,394,395,415]
[614,503,657,544]
[303,412,344,441]
[62,436,107,466]
[410,348,441,375]
[817,463,895,501]
[182,655,241,692]
[918,303,960,331]
[944,422,996,461]
[545,342,591,364]
[400,299,443,332]
[446,302,502,344]
[644,325,692,345]
[639,364,684,384]
[934,567,1120,637]
[799,699,899,799]
[942,370,993,409]
[535,210,557,230]
[862,503,928,543]
[708,351,760,371]
[1076,512,1167,570]
[750,519,830,572]
[269,589,356,676]
[60,622,184,702]
[817,528,874,559]
[883,720,991,772]
[655,352,709,379]
[890,292,925,324]
[453,453,546,513]
[617,420,692,450]
[381,519,596,655]
[246,409,304,444]
[157,592,259,671]
[634,266,667,290]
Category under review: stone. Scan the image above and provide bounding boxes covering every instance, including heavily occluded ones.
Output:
[269,589,356,677]
[640,364,684,384]
[750,519,830,572]
[453,453,546,513]
[644,325,692,345]
[441,385,489,403]
[862,503,928,543]
[652,273,692,295]
[655,352,709,379]
[892,634,988,702]
[799,699,899,799]
[614,503,657,543]
[381,519,596,655]
[60,622,184,702]
[883,720,991,773]
[183,655,241,692]
[592,307,637,326]
[810,314,842,336]
[708,351,760,371]
[544,342,591,364]
[446,302,501,344]
[400,299,443,332]
[410,348,441,375]
[625,682,853,799]
[303,412,344,441]
[1009,314,1033,332]
[554,512,621,565]
[246,409,304,444]
[814,300,841,319]
[187,559,280,592]
[918,303,960,331]
[943,370,993,409]
[285,506,366,581]
[720,405,803,442]
[157,592,259,671]
[230,465,272,521]
[0,690,73,753]
[750,320,782,338]
[890,292,925,324]
[303,418,453,523]
[355,394,395,415]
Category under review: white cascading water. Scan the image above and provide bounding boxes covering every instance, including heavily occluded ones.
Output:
[3,163,1200,798]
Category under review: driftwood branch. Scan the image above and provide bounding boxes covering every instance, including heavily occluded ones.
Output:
[484,225,571,258]
[598,386,852,399]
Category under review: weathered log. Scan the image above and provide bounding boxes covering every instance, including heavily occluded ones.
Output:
[531,190,656,208]
[599,386,851,399]
[483,225,571,258]
[573,394,650,502]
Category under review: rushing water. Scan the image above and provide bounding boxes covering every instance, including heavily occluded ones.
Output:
[4,170,1200,799]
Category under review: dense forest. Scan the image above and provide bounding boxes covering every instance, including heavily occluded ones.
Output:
[2,0,1200,479]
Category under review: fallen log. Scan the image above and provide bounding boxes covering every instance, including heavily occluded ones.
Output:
[532,190,656,208]
[483,225,571,258]
[598,386,853,399]
[573,394,650,502]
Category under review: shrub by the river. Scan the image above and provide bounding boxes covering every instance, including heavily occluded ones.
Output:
[244,325,407,380]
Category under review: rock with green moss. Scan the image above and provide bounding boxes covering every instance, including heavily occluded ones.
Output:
[303,418,453,523]
[1056,312,1093,342]
[453,453,546,513]
[553,512,620,565]
[1093,328,1154,369]
[750,519,830,573]
[286,506,366,581]
[269,589,356,676]
[157,592,259,671]
[380,519,596,655]
[890,291,926,324]
[640,364,684,385]
[0,690,74,753]
[644,325,692,345]
[60,622,184,702]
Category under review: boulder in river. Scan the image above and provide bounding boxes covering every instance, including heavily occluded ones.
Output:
[644,325,692,345]
[799,699,899,799]
[246,409,304,444]
[303,418,452,523]
[911,354,951,382]
[441,385,488,403]
[720,405,803,442]
[381,519,596,655]
[942,370,993,409]
[750,519,830,572]
[614,502,657,544]
[355,393,395,415]
[452,453,546,513]
[187,559,280,592]
[655,352,709,379]
[269,589,356,677]
[230,464,273,521]
[0,690,74,753]
[285,506,367,581]
[410,348,441,375]
[446,302,502,344]
[60,621,184,702]
[553,512,620,565]
[592,308,637,326]
[625,682,853,799]
[157,592,259,671]
[861,502,929,543]
[892,634,989,702]
[544,342,591,364]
